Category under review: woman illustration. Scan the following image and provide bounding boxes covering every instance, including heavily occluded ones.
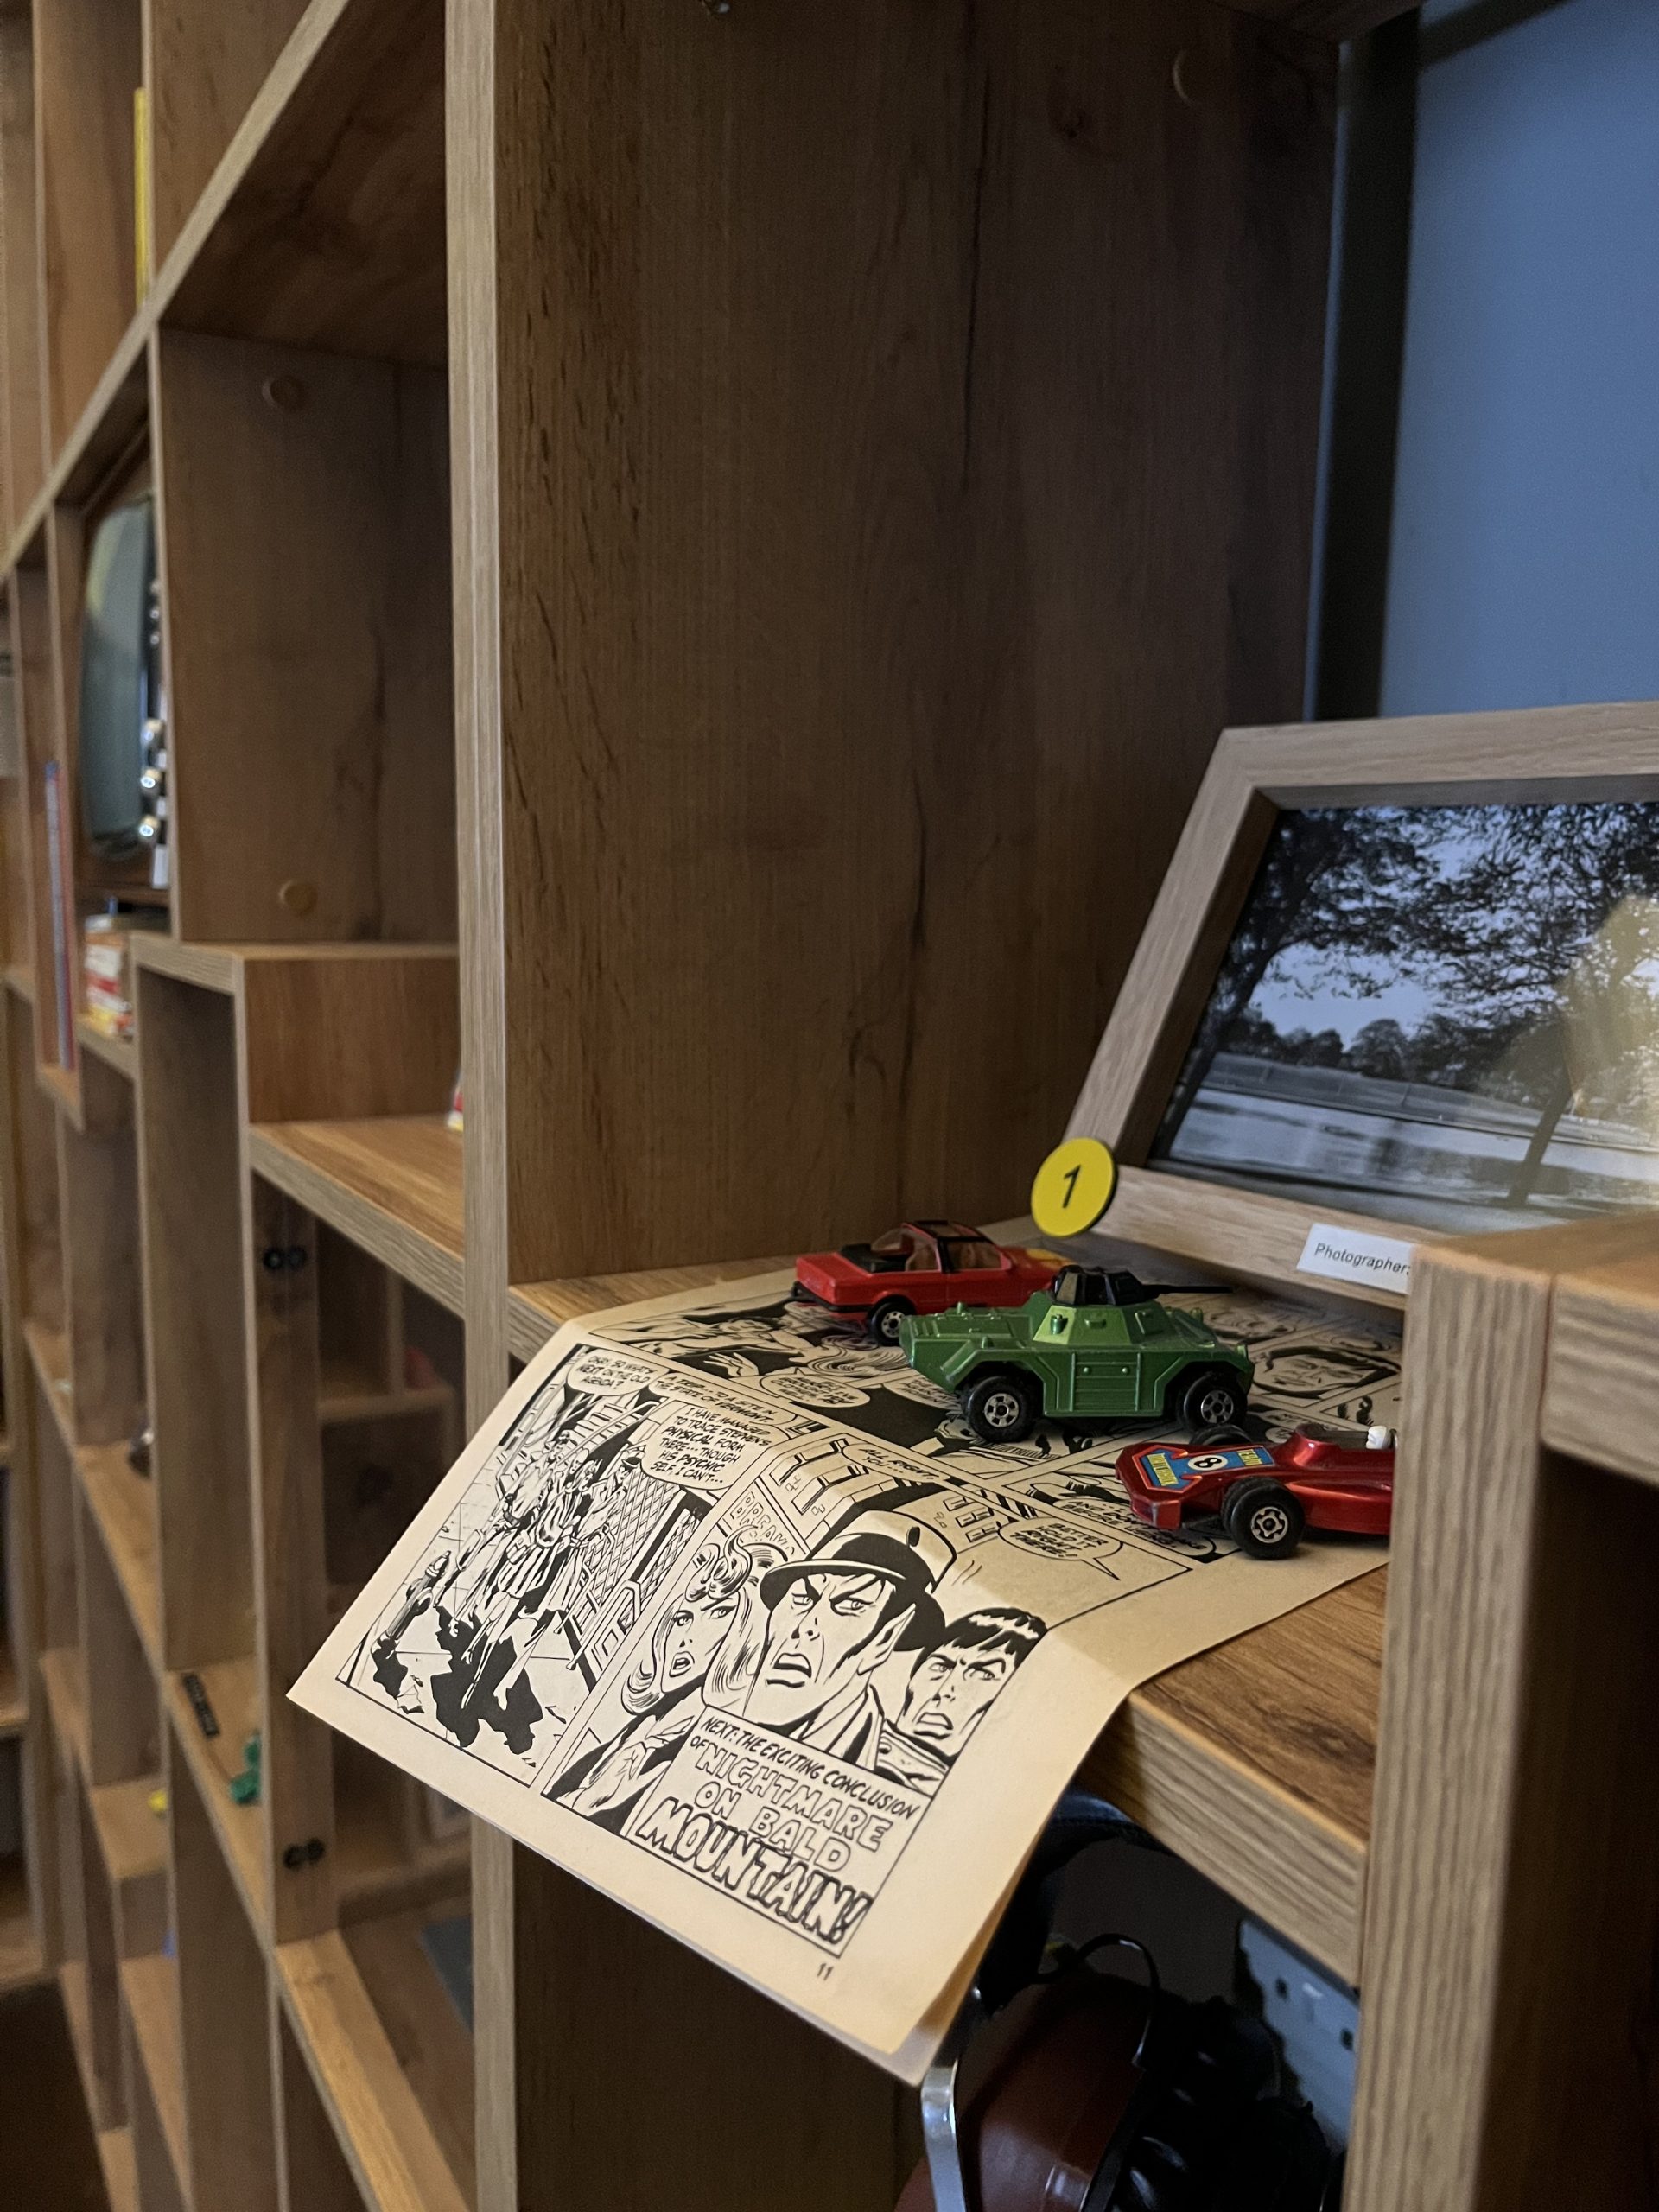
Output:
[548,1533,780,1830]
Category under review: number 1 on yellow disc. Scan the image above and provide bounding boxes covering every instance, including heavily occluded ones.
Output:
[1030,1136,1118,1238]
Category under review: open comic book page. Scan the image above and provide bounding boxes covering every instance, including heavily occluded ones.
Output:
[292,1271,1399,2078]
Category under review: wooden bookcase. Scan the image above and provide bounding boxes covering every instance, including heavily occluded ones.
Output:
[20,2,1632,2211]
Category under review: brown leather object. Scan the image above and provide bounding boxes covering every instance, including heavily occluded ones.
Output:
[896,1972,1149,2212]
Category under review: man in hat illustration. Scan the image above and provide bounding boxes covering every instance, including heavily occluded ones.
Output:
[743,1506,955,1786]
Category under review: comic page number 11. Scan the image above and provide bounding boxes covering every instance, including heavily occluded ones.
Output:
[1030,1136,1118,1238]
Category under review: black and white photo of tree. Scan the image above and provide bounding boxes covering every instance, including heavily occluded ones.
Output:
[1152,801,1659,1230]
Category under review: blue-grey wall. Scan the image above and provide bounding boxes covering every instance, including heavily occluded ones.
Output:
[1334,0,1659,717]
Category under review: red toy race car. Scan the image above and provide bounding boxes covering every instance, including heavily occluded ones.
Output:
[793,1222,1061,1344]
[1115,1423,1395,1558]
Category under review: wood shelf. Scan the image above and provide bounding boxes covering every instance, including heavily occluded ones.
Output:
[166,1662,265,1934]
[87,1775,167,1904]
[39,1645,88,1773]
[0,1853,44,1995]
[249,1118,463,1316]
[77,1440,161,1675]
[60,1961,139,2212]
[0,1643,24,1738]
[22,1317,73,1450]
[120,1951,188,2196]
[277,1904,474,2212]
[75,1020,137,1083]
[1083,1571,1382,1986]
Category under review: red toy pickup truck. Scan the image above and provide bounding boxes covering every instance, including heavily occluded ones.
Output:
[793,1222,1061,1344]
[1115,1424,1395,1558]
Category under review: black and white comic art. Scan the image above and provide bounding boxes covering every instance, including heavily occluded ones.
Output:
[295,1272,1399,2075]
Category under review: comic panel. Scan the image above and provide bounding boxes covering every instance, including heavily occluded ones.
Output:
[601,1277,1402,1470]
[336,1336,819,1783]
[533,1431,1192,1963]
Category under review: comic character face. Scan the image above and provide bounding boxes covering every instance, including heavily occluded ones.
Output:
[895,1609,1043,1757]
[744,1571,910,1731]
[659,1580,746,1690]
[899,1637,1019,1759]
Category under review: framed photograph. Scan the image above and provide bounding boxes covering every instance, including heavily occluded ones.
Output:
[1065,702,1659,1305]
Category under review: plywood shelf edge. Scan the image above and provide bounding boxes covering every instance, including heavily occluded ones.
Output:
[276,1928,473,2212]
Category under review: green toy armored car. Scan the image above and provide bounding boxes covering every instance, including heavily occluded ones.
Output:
[898,1265,1254,1444]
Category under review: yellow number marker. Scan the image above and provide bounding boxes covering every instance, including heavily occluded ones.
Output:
[1030,1136,1118,1238]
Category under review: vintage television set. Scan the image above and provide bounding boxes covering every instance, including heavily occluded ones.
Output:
[78,490,166,886]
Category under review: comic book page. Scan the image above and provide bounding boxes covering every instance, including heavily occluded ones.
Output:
[292,1271,1399,2079]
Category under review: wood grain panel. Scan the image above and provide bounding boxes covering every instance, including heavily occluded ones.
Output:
[274,1998,366,2212]
[169,1728,281,2212]
[156,330,454,944]
[276,1927,472,2212]
[461,0,1336,1294]
[510,1860,915,2212]
[161,0,445,363]
[121,1951,187,2187]
[0,5,44,527]
[238,951,459,1124]
[34,0,141,452]
[135,965,255,1668]
[246,1182,337,1947]
[146,0,310,266]
[1541,1239,1659,1484]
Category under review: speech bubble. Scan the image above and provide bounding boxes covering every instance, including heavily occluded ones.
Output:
[639,1402,779,1489]
[565,1349,658,1397]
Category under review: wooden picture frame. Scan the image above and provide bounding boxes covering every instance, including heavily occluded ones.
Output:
[1065,700,1659,1307]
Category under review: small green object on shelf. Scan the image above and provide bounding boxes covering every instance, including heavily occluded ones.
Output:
[229,1731,263,1807]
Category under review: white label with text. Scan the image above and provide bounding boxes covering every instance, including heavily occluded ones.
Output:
[1296,1223,1414,1294]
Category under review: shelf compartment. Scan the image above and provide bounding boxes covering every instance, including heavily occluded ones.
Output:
[0,1847,43,1994]
[86,1772,167,1962]
[136,967,256,1674]
[148,0,309,270]
[29,1366,81,1656]
[276,1995,364,2212]
[165,1661,264,1936]
[0,4,44,530]
[0,1642,24,1738]
[277,1895,474,2212]
[160,0,446,365]
[60,1958,138,2209]
[74,1486,159,1789]
[154,328,454,944]
[333,1737,468,1926]
[77,1438,161,1671]
[7,939,64,1323]
[120,1950,188,2209]
[249,1120,463,1316]
[170,1728,280,2212]
[58,1052,146,1449]
[34,0,143,454]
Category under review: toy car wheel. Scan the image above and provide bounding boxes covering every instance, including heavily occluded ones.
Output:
[963,1370,1038,1444]
[1224,1478,1306,1560]
[1191,1423,1252,1448]
[1179,1369,1249,1432]
[867,1296,915,1346]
